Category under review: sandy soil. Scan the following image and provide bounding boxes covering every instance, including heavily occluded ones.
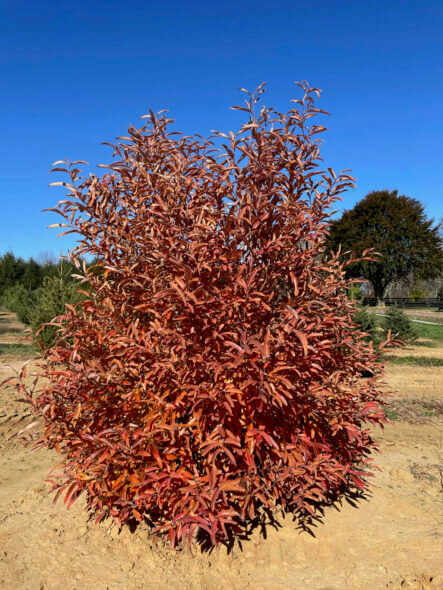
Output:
[0,310,442,590]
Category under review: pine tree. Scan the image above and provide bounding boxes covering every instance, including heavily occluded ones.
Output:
[382,306,418,343]
[0,284,39,324]
[353,307,381,347]
[29,262,83,349]
[21,258,42,290]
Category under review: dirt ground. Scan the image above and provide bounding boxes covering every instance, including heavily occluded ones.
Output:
[0,310,441,590]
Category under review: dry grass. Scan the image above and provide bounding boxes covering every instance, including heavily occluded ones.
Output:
[386,397,442,423]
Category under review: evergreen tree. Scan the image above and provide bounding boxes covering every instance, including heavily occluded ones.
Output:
[382,306,418,343]
[21,257,42,290]
[353,307,381,347]
[0,252,19,294]
[0,284,40,324]
[29,262,83,349]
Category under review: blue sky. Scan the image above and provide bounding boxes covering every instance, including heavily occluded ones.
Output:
[1,0,442,259]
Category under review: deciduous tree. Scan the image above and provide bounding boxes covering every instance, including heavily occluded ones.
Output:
[327,190,443,303]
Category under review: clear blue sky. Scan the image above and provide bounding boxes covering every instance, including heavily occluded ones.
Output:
[1,0,442,259]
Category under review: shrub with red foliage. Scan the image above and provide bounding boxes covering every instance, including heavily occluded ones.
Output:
[14,82,390,547]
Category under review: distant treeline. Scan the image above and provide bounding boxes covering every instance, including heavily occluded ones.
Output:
[0,251,77,295]
[0,251,94,348]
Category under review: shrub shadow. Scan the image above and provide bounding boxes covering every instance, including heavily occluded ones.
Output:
[116,484,372,554]
[198,485,372,554]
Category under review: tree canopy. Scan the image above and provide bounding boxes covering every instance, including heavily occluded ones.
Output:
[326,190,443,301]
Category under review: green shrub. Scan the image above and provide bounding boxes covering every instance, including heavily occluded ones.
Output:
[409,284,425,300]
[382,306,418,343]
[0,284,40,324]
[28,265,84,349]
[347,283,364,302]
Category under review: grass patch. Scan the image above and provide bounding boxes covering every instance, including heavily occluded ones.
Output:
[413,322,443,341]
[387,398,441,423]
[385,356,443,367]
[385,408,399,421]
[0,342,40,358]
[413,340,438,348]
[410,462,440,483]
[372,314,443,342]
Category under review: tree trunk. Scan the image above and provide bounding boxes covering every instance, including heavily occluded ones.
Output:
[373,283,385,307]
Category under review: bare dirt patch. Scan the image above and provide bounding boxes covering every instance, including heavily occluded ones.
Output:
[0,312,441,590]
[0,311,31,344]
[383,363,442,399]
